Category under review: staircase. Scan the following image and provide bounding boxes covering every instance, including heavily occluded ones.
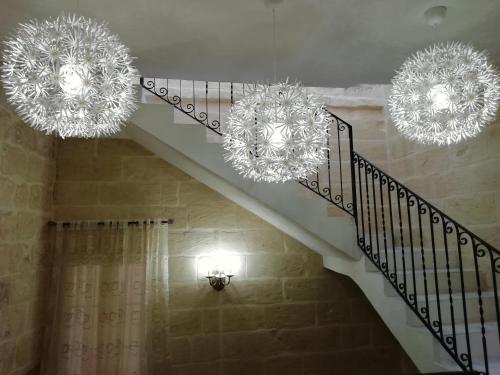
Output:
[129,77,500,375]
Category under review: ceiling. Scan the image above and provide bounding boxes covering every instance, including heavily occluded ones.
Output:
[0,0,499,87]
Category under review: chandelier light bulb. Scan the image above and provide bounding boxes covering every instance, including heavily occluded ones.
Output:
[1,14,138,138]
[268,122,286,147]
[388,42,500,145]
[429,84,451,111]
[59,64,88,95]
[224,82,330,183]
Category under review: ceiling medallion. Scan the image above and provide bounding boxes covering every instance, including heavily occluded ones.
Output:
[223,81,330,183]
[388,42,500,146]
[1,14,138,138]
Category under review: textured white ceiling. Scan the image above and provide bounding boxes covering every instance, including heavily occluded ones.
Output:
[0,0,499,87]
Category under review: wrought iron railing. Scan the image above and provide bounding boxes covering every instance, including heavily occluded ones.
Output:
[140,77,500,374]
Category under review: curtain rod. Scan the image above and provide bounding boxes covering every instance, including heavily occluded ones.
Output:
[47,219,174,226]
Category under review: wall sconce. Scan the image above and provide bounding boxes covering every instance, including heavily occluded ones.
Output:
[198,253,241,291]
[207,272,233,291]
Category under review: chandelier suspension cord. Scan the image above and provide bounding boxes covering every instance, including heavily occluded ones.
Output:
[272,7,277,82]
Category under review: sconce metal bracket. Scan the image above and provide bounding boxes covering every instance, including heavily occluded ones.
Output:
[207,275,233,291]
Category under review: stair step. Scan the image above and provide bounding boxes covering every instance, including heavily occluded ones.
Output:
[407,291,498,326]
[383,268,488,296]
[365,247,462,272]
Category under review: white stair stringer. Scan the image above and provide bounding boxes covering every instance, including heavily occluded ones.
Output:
[128,103,359,260]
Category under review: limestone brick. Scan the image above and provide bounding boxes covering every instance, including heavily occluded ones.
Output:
[221,306,265,332]
[201,309,220,334]
[180,180,226,206]
[221,359,262,375]
[171,362,220,375]
[1,143,30,178]
[169,256,197,282]
[14,184,29,209]
[124,156,190,182]
[222,331,283,359]
[6,120,36,151]
[169,231,217,256]
[56,156,122,181]
[0,340,15,374]
[264,303,315,329]
[219,230,284,254]
[161,181,180,205]
[263,355,303,375]
[221,280,283,305]
[169,283,220,310]
[54,182,100,206]
[170,310,202,336]
[190,334,220,362]
[99,182,162,205]
[0,177,15,208]
[317,301,351,325]
[169,337,190,364]
[188,203,237,229]
[246,253,306,278]
[275,326,341,352]
[341,324,371,348]
[57,139,96,159]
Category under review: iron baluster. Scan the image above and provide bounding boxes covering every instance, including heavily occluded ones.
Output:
[348,125,357,222]
[387,177,398,288]
[371,166,381,266]
[456,226,473,371]
[471,239,490,375]
[429,209,444,340]
[396,184,408,297]
[364,162,373,257]
[336,118,344,207]
[357,157,366,250]
[406,193,418,309]
[379,172,389,277]
[417,200,431,325]
[442,217,458,355]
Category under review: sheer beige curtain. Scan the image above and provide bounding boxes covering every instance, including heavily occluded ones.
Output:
[41,221,169,375]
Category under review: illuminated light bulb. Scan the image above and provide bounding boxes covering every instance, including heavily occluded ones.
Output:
[59,64,88,95]
[269,122,286,147]
[429,84,451,111]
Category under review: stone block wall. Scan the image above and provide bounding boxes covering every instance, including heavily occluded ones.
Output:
[0,105,56,375]
[54,138,416,374]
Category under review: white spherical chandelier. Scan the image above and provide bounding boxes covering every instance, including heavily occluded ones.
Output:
[1,14,138,138]
[388,42,500,146]
[223,82,330,183]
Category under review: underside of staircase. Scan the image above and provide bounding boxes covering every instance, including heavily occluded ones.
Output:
[127,77,500,375]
